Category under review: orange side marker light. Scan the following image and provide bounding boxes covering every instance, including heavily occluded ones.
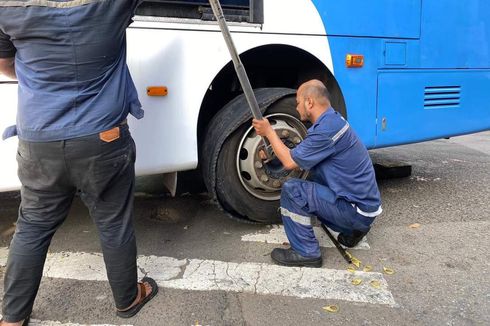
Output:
[346,54,364,68]
[147,86,168,97]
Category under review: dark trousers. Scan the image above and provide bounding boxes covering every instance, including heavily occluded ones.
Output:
[2,124,138,322]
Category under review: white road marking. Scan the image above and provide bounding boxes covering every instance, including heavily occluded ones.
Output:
[241,225,370,250]
[0,248,394,306]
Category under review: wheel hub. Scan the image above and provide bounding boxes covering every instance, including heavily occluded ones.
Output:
[236,113,308,201]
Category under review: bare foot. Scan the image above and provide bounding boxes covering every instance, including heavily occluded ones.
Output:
[118,281,153,312]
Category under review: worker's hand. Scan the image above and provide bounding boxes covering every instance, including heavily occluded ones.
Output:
[252,118,274,138]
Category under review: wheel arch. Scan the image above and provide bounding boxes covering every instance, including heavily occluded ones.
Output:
[197,44,347,152]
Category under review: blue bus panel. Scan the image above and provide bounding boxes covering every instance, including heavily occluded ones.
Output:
[312,0,421,39]
[419,0,490,68]
[311,0,490,148]
[377,70,490,147]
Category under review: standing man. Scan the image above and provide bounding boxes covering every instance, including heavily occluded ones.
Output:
[253,80,382,268]
[0,1,157,324]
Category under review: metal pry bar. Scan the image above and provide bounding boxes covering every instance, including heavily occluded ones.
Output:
[320,224,353,264]
[208,0,271,158]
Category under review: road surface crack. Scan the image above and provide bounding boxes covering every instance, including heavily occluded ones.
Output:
[253,264,263,294]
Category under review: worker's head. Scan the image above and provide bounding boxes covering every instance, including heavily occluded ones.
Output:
[296,79,331,122]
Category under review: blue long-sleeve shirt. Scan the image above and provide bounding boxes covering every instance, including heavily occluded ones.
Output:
[291,108,382,215]
[0,0,143,141]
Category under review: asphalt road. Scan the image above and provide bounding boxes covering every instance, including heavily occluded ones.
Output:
[0,131,489,326]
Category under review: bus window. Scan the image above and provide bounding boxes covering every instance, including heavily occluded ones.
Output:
[136,0,263,24]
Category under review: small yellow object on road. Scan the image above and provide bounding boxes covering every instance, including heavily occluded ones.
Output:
[363,265,373,272]
[370,280,381,289]
[323,305,339,313]
[351,256,361,268]
[383,267,395,275]
[409,223,421,229]
[351,278,362,285]
[347,266,356,273]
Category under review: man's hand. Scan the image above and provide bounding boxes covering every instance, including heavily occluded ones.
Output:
[0,57,16,80]
[252,117,299,170]
[252,118,274,138]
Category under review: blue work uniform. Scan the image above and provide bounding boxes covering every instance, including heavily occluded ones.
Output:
[281,108,382,258]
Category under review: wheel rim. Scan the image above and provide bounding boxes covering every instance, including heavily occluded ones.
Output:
[236,113,308,201]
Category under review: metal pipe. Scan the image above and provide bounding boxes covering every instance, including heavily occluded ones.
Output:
[320,224,353,264]
[208,0,270,156]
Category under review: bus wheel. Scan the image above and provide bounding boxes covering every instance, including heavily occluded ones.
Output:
[214,94,308,223]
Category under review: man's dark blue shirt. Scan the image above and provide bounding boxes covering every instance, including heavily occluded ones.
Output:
[0,0,143,141]
[291,108,382,215]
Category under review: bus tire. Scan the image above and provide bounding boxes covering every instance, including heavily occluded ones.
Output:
[213,92,308,223]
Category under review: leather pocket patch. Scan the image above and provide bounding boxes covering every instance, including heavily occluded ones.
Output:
[99,127,120,143]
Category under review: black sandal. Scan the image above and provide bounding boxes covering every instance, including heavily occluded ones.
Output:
[116,277,159,318]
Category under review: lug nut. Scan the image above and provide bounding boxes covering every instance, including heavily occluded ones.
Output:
[273,180,281,188]
[260,175,269,182]
[293,137,301,144]
[281,130,290,138]
[255,161,263,169]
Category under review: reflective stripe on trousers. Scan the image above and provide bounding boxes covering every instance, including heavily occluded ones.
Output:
[280,179,375,258]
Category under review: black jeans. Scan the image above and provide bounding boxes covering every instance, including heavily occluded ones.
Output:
[2,124,138,322]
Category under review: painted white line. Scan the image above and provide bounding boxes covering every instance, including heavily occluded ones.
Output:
[0,248,394,306]
[0,247,8,266]
[0,315,131,326]
[241,225,370,250]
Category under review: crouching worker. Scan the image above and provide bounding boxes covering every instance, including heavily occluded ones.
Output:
[252,80,382,268]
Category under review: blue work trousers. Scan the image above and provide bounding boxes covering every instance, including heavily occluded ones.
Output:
[280,179,375,258]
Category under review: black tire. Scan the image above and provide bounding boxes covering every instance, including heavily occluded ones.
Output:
[215,93,307,223]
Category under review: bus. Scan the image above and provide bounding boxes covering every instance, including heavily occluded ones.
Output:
[1,0,489,223]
